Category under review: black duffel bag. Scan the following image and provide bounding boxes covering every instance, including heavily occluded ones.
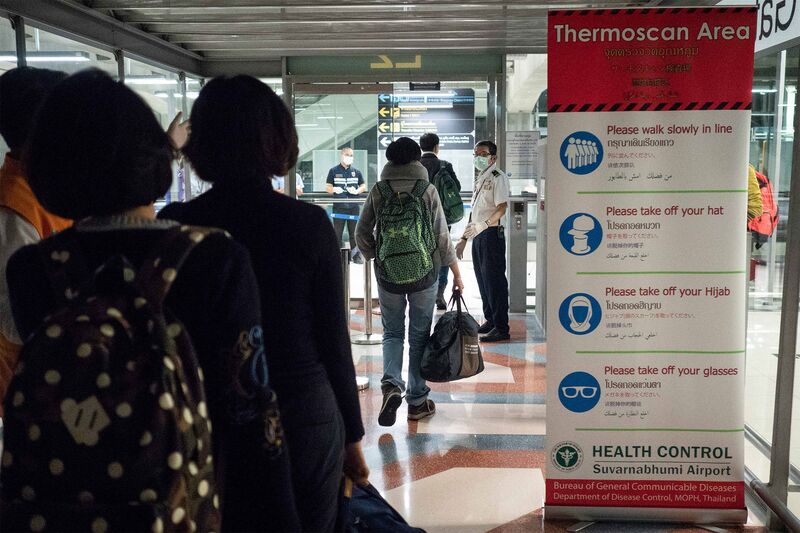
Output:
[421,289,484,382]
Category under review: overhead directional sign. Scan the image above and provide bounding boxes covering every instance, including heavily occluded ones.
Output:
[376,88,475,151]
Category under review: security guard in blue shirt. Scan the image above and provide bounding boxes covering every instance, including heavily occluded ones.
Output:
[326,147,366,257]
[456,140,511,342]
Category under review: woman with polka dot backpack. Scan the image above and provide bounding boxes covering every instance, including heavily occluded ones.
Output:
[1,70,299,532]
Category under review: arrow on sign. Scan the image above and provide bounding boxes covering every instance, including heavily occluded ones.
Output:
[380,137,392,148]
[379,94,392,103]
[378,122,392,133]
[378,107,391,118]
[370,55,393,69]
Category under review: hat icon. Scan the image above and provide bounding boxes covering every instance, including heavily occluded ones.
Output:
[567,215,595,236]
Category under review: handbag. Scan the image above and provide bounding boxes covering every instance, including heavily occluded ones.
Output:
[336,477,426,533]
[421,290,484,382]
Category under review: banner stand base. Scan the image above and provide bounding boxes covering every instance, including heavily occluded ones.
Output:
[545,506,748,525]
[564,521,732,533]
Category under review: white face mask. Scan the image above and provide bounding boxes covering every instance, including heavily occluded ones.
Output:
[342,155,354,166]
[474,155,491,171]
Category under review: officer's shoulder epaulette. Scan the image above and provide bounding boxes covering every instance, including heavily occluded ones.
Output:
[491,169,501,177]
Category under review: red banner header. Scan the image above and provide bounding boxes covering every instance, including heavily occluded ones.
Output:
[547,8,757,112]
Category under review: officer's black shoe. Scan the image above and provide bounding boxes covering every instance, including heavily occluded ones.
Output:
[478,321,494,334]
[480,328,511,343]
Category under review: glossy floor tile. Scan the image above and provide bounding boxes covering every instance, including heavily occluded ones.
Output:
[348,257,773,531]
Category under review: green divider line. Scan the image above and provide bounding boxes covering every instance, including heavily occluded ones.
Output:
[577,189,747,195]
[576,350,745,355]
[576,271,746,275]
[576,428,744,433]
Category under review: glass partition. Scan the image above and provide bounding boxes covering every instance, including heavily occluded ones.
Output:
[291,79,489,313]
[744,47,800,520]
[0,19,16,155]
[23,25,117,78]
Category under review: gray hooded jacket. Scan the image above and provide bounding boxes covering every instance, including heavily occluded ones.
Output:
[355,160,457,275]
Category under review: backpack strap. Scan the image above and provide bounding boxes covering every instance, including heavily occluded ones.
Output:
[375,180,394,202]
[135,225,224,308]
[411,179,430,198]
[37,229,93,306]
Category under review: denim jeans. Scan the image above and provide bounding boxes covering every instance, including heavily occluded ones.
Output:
[378,283,437,407]
[438,265,449,289]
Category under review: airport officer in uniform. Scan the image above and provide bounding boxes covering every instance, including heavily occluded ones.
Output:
[456,140,510,342]
[326,147,366,261]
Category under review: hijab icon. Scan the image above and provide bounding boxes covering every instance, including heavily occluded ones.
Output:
[567,295,593,332]
[558,293,601,335]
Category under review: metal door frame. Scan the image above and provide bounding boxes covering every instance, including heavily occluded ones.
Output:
[282,67,506,198]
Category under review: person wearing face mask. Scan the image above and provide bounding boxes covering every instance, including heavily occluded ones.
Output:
[455,140,511,342]
[326,147,366,261]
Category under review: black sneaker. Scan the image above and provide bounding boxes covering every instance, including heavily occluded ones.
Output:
[478,322,494,334]
[407,399,436,421]
[378,386,403,427]
[408,400,436,420]
[480,328,511,343]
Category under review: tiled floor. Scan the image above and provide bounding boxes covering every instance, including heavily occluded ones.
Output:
[348,302,766,532]
[341,253,783,532]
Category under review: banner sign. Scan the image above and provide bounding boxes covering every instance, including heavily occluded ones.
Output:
[377,89,475,150]
[546,7,755,522]
[506,130,541,182]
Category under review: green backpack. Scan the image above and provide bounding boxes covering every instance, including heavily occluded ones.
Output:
[431,161,463,225]
[375,180,437,293]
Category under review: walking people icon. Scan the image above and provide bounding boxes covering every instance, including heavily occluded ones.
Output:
[560,131,603,174]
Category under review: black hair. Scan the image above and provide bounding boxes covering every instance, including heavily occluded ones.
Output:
[475,140,498,156]
[184,75,298,187]
[419,133,439,152]
[385,137,421,165]
[0,67,66,152]
[25,68,173,219]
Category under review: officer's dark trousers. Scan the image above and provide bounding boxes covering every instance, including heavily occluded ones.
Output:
[332,205,359,250]
[472,226,509,334]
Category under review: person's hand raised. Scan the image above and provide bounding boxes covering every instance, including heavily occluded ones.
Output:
[167,111,190,151]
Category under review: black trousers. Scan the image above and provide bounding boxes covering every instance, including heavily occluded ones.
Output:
[333,217,357,250]
[332,205,360,250]
[279,382,345,533]
[472,226,509,334]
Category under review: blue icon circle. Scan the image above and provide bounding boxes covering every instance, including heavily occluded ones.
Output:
[560,131,603,175]
[558,371,601,413]
[559,293,601,335]
[559,213,602,256]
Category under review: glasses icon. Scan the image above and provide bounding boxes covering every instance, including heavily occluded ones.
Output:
[561,386,598,399]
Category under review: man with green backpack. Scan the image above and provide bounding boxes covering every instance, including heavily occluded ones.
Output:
[356,137,464,426]
[419,133,463,310]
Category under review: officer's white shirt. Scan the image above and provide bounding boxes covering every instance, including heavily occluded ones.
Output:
[470,163,510,236]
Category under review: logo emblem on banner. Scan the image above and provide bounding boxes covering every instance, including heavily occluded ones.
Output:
[559,293,601,335]
[560,131,603,175]
[552,442,584,472]
[559,213,602,255]
[558,371,601,413]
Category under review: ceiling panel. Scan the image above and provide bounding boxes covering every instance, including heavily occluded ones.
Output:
[77,0,703,60]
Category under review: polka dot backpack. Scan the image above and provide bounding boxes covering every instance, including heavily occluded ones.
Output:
[1,226,222,532]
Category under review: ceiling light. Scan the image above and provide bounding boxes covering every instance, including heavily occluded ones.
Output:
[0,51,91,62]
[125,76,178,85]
